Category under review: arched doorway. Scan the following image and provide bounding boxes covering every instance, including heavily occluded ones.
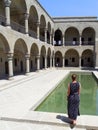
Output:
[65,49,79,67]
[55,51,62,67]
[14,39,28,75]
[40,46,46,69]
[82,27,95,45]
[65,27,79,46]
[30,43,39,71]
[81,49,94,67]
[54,29,62,46]
[0,34,10,78]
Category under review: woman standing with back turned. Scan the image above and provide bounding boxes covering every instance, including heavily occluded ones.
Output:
[67,74,81,125]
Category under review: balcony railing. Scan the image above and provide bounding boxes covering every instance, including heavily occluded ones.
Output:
[65,41,80,46]
[54,40,95,46]
[29,30,37,39]
[11,21,25,34]
[81,41,95,45]
[40,35,45,42]
[0,15,6,26]
[54,41,63,46]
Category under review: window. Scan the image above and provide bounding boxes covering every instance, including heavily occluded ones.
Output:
[72,57,75,62]
[14,58,17,66]
[88,57,90,62]
[88,37,92,41]
[82,37,84,45]
[73,38,77,45]
[88,37,92,45]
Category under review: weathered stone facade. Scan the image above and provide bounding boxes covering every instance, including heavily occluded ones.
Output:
[0,0,98,79]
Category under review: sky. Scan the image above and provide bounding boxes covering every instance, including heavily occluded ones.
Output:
[38,0,98,17]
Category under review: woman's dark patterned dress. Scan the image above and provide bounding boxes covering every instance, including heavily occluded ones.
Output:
[67,82,80,120]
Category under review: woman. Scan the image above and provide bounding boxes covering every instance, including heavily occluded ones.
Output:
[67,74,81,125]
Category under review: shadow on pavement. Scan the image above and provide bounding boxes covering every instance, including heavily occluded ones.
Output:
[56,115,76,129]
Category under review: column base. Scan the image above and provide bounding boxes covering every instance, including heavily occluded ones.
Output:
[25,72,30,76]
[6,24,11,28]
[25,33,29,36]
[36,69,40,72]
[8,76,14,80]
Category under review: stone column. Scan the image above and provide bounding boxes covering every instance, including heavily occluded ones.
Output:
[93,51,96,68]
[25,54,30,75]
[36,55,40,71]
[37,21,40,39]
[53,55,55,67]
[50,33,52,45]
[25,13,29,35]
[7,53,13,79]
[62,35,65,46]
[52,34,55,46]
[45,56,47,69]
[50,56,52,68]
[4,0,11,27]
[79,56,81,69]
[63,57,65,67]
[95,39,98,68]
[79,35,82,46]
[44,27,47,43]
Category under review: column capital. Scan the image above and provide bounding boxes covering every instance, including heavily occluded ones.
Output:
[25,13,29,20]
[7,53,13,59]
[25,54,30,59]
[37,21,40,26]
[4,0,11,7]
[36,55,40,59]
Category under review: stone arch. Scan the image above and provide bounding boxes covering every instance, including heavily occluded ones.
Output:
[29,5,38,38]
[14,38,28,74]
[47,22,51,44]
[81,49,94,67]
[65,49,79,67]
[40,45,46,69]
[55,51,62,67]
[0,33,10,77]
[30,43,39,71]
[81,27,95,45]
[10,0,27,33]
[65,27,80,46]
[40,15,46,41]
[47,47,51,67]
[54,29,63,46]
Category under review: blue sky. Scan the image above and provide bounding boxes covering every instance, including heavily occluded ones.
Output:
[38,0,98,17]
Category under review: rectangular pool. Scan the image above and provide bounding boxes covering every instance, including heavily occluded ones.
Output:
[35,72,98,115]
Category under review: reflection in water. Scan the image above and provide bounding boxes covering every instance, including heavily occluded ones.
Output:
[36,72,98,115]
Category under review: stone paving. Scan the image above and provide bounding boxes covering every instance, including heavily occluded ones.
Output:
[0,69,98,130]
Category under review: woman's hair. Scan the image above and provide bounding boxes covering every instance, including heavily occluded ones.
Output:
[71,74,77,81]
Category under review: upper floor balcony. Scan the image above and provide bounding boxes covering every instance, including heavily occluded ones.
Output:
[54,40,95,46]
[0,15,51,44]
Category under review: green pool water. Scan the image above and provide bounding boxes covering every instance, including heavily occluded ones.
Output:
[35,72,98,115]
